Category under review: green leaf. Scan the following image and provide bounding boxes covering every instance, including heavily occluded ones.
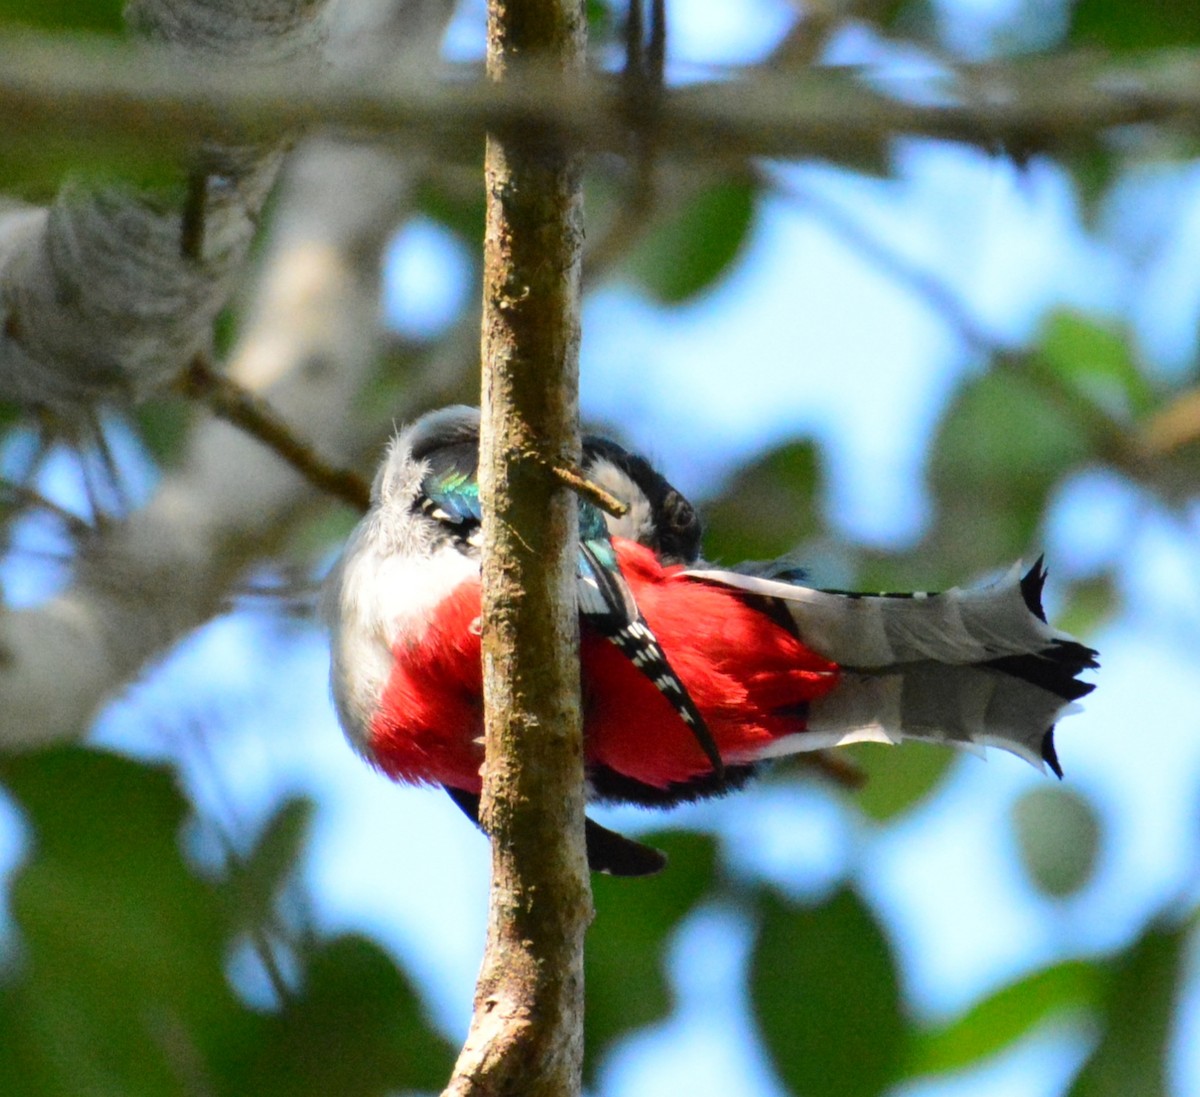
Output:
[0,135,184,201]
[225,796,315,935]
[131,398,193,468]
[418,174,487,250]
[0,0,123,33]
[906,959,1104,1077]
[0,747,249,1097]
[586,0,616,37]
[702,438,824,566]
[848,741,955,822]
[926,366,1092,574]
[1071,0,1200,50]
[1056,573,1119,639]
[585,830,718,1078]
[1012,785,1101,899]
[877,0,936,38]
[1038,311,1155,418]
[1067,920,1189,1097]
[629,179,756,304]
[233,934,454,1097]
[750,886,905,1097]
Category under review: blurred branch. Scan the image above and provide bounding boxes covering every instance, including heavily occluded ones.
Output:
[180,354,370,512]
[0,478,93,538]
[8,36,1200,167]
[0,135,422,749]
[767,170,1153,479]
[768,172,1000,354]
[1139,387,1200,456]
[581,0,666,281]
[0,3,323,409]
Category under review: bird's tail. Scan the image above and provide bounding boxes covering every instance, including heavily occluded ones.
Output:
[684,559,1098,775]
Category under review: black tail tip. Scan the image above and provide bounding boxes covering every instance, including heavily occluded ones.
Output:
[1021,556,1049,623]
[1041,728,1064,779]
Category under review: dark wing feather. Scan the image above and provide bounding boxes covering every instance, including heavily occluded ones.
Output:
[444,785,667,877]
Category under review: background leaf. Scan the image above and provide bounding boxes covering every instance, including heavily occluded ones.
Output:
[1012,785,1102,899]
[629,179,757,304]
[906,959,1104,1077]
[750,886,905,1097]
[1067,921,1189,1097]
[585,830,719,1078]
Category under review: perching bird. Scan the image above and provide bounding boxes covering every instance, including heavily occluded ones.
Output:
[323,406,1098,876]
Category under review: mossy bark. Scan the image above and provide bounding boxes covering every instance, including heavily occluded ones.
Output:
[442,2,591,1095]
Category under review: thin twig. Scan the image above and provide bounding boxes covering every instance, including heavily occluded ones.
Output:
[0,479,94,538]
[180,169,208,261]
[767,169,1148,474]
[798,749,867,790]
[1139,386,1200,456]
[178,355,371,511]
[8,36,1200,164]
[584,0,667,283]
[543,457,629,518]
[85,408,133,518]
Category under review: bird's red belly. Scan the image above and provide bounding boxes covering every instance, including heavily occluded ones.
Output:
[369,541,839,791]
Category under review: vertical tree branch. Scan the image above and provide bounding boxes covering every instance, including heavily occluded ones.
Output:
[441,2,590,1096]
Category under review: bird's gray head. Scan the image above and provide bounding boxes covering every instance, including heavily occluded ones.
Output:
[371,405,481,510]
[366,405,700,563]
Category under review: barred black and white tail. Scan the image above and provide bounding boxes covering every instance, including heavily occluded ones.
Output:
[686,559,1098,775]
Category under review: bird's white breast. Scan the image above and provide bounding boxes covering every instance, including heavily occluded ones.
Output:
[323,521,478,759]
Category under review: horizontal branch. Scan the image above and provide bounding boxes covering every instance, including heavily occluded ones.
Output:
[4,35,1200,169]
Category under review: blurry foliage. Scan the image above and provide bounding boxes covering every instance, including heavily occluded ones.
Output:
[848,740,954,822]
[1070,0,1200,51]
[0,0,123,33]
[751,886,906,1097]
[0,749,453,1096]
[1068,920,1189,1097]
[926,364,1093,576]
[1012,785,1101,899]
[584,831,718,1080]
[627,178,757,304]
[907,959,1103,1077]
[3,0,1199,1095]
[702,437,823,565]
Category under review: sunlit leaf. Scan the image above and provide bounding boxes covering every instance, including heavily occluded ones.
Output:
[1071,0,1200,49]
[1038,311,1155,419]
[1013,785,1101,899]
[848,741,954,822]
[751,886,905,1097]
[906,959,1104,1077]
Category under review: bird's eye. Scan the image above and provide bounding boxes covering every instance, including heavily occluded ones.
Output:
[664,491,696,530]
